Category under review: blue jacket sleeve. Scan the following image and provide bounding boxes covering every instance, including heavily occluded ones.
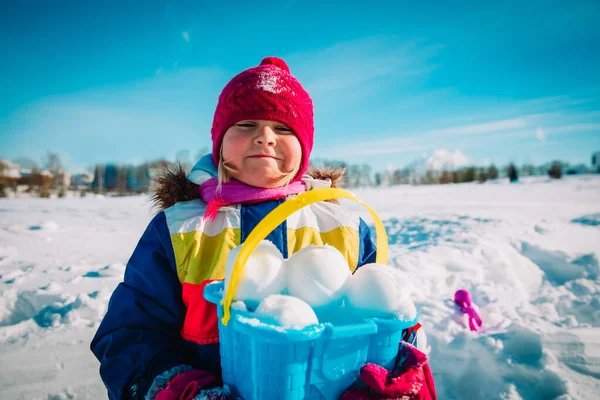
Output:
[91,212,187,400]
[357,217,377,269]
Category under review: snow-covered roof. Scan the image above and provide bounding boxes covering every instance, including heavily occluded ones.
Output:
[0,159,22,178]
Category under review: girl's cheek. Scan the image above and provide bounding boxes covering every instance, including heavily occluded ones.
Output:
[224,135,250,159]
[283,139,302,170]
[288,138,302,159]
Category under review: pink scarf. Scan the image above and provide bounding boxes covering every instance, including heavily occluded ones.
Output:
[199,178,306,221]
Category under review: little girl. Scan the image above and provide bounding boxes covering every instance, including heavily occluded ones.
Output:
[91,57,434,400]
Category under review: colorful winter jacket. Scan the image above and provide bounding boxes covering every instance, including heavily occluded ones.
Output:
[90,165,377,400]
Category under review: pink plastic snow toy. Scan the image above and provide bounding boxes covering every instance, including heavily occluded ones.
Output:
[454,290,482,332]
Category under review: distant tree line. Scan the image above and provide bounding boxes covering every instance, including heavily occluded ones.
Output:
[1,149,596,198]
[311,158,592,188]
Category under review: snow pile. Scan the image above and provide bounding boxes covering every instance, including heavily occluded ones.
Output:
[0,175,599,399]
[347,175,600,399]
[346,263,417,320]
[224,240,286,302]
[405,149,470,175]
[0,196,149,400]
[286,244,350,309]
[254,295,319,329]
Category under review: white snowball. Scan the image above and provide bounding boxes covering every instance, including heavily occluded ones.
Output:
[255,294,318,329]
[231,301,247,312]
[416,327,429,354]
[224,240,286,302]
[345,263,417,320]
[286,244,351,309]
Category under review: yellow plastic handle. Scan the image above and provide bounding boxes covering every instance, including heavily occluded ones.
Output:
[221,187,388,325]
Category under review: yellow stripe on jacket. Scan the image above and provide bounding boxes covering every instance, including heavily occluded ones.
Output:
[163,198,362,344]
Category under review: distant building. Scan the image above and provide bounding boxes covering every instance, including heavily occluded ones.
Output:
[104,164,117,190]
[91,162,162,193]
[17,169,53,188]
[71,173,93,189]
[127,165,150,192]
[53,170,71,189]
[0,160,21,185]
[91,164,117,191]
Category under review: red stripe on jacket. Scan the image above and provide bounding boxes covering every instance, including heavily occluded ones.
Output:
[181,280,220,344]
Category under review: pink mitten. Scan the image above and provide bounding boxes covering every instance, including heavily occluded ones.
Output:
[340,343,437,400]
[155,370,225,400]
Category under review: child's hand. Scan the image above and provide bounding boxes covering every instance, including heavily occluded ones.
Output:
[340,343,437,400]
[154,369,234,400]
[191,387,234,400]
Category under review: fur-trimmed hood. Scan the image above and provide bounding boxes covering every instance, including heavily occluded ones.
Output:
[149,161,345,213]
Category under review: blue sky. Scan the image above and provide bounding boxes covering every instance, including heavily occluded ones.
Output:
[2,0,599,173]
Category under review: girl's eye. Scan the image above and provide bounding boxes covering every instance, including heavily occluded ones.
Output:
[236,123,255,128]
[276,126,293,133]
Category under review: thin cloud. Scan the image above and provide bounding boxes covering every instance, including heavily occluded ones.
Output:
[518,95,593,110]
[288,36,442,96]
[429,118,528,136]
[536,127,546,141]
[326,117,599,157]
[547,123,600,134]
[182,31,190,42]
[445,95,596,128]
[338,116,530,153]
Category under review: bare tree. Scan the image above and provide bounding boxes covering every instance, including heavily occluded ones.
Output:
[360,164,372,187]
[487,165,499,180]
[522,164,535,177]
[392,170,402,185]
[194,147,210,163]
[43,152,63,174]
[507,163,519,182]
[348,165,361,187]
[477,168,488,183]
[548,161,562,179]
[439,170,451,184]
[464,167,477,182]
[12,157,38,170]
[374,172,382,186]
[176,149,192,171]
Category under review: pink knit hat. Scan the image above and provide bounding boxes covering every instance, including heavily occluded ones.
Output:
[211,57,314,181]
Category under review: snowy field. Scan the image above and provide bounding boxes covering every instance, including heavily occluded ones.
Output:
[1,175,599,400]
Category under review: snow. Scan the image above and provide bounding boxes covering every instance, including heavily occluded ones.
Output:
[405,149,470,174]
[256,70,286,94]
[254,294,319,329]
[224,240,286,303]
[345,263,417,320]
[227,244,413,329]
[286,244,350,309]
[1,175,599,399]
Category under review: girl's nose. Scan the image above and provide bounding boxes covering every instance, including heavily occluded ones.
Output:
[254,125,276,146]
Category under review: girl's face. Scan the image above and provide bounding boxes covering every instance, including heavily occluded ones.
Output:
[221,120,302,188]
